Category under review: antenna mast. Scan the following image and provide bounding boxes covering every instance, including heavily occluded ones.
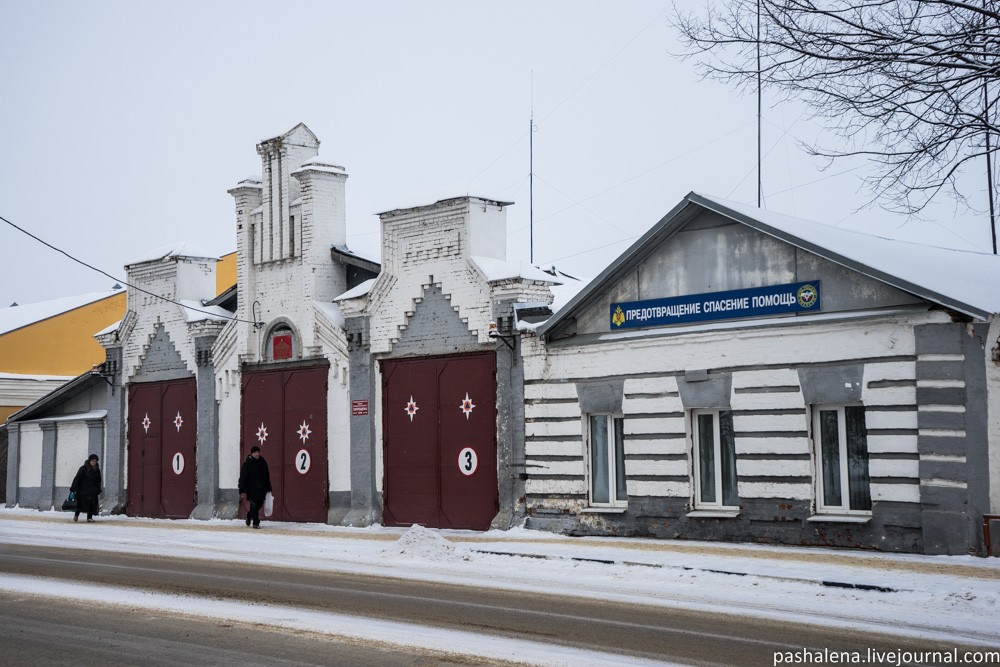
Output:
[757,0,762,208]
[530,70,536,264]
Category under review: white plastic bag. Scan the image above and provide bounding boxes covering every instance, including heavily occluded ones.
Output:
[264,492,274,517]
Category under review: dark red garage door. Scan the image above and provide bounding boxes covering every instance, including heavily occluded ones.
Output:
[127,378,197,518]
[241,365,328,523]
[382,352,497,530]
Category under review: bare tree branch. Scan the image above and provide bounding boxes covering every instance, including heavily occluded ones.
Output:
[672,0,1000,219]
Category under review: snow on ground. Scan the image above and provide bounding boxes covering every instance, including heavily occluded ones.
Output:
[1,507,998,663]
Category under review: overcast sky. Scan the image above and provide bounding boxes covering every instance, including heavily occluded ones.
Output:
[1,1,996,308]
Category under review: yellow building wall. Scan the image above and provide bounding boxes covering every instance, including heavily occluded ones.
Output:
[217,252,236,295]
[1,255,236,417]
[0,292,127,376]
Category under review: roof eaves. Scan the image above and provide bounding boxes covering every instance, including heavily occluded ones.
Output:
[536,195,703,338]
[5,372,102,424]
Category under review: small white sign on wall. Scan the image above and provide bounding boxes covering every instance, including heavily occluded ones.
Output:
[295,449,311,474]
[457,447,478,476]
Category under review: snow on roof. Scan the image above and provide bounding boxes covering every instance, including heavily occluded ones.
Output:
[0,371,75,382]
[375,192,513,217]
[0,291,121,336]
[470,256,562,284]
[258,122,317,145]
[549,272,588,313]
[333,244,381,266]
[178,300,234,323]
[692,192,1000,318]
[94,319,122,337]
[126,242,218,266]
[541,192,1000,337]
[14,409,107,424]
[230,176,262,190]
[292,156,346,176]
[314,301,346,329]
[334,278,377,302]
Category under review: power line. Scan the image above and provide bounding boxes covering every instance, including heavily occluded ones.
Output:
[0,213,261,326]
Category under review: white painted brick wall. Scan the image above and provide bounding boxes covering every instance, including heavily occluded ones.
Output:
[871,483,920,503]
[738,482,811,499]
[629,480,688,497]
[866,434,918,454]
[524,310,944,504]
[733,413,809,432]
[524,402,580,420]
[623,438,687,456]
[735,436,809,456]
[525,420,581,438]
[53,422,89,487]
[17,424,43,486]
[526,440,583,458]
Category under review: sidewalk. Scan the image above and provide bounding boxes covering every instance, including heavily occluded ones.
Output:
[2,507,999,646]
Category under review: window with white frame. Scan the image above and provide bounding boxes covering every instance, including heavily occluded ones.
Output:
[812,405,871,514]
[588,414,627,506]
[692,409,739,509]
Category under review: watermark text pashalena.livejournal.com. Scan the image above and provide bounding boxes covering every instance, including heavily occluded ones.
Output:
[774,648,1000,666]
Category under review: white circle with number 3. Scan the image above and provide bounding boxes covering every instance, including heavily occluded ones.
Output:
[295,449,311,474]
[457,447,478,476]
[172,453,184,475]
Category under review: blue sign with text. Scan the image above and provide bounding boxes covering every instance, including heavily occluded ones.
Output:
[610,281,821,330]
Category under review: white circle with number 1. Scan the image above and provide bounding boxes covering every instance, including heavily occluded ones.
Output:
[458,447,478,476]
[295,449,311,475]
[172,453,184,475]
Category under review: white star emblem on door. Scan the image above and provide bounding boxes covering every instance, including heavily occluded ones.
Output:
[142,413,151,433]
[173,411,183,432]
[297,420,311,443]
[404,396,419,422]
[460,392,476,420]
[256,422,268,445]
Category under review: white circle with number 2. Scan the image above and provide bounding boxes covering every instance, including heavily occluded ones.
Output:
[172,453,184,475]
[457,447,478,476]
[295,449,311,474]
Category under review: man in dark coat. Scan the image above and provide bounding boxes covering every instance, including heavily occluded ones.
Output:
[238,445,272,529]
[70,454,102,523]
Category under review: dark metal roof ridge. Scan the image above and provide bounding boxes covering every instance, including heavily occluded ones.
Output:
[331,245,381,272]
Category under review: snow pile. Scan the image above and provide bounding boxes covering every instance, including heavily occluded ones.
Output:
[381,524,469,562]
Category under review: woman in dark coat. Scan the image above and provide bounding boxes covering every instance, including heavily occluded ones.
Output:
[70,454,102,523]
[238,445,272,528]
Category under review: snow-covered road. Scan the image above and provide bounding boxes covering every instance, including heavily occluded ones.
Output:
[1,508,998,665]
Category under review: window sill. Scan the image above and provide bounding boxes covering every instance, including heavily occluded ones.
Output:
[582,506,628,514]
[807,514,872,524]
[686,510,741,519]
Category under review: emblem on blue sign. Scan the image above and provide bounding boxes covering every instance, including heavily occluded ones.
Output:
[797,284,818,308]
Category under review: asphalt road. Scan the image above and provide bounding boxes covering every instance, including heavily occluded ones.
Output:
[0,543,985,666]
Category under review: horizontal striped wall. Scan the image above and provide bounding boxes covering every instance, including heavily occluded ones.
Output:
[524,339,927,507]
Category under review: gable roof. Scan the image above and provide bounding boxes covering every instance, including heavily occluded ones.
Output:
[0,290,122,336]
[538,192,1000,337]
[5,371,104,423]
